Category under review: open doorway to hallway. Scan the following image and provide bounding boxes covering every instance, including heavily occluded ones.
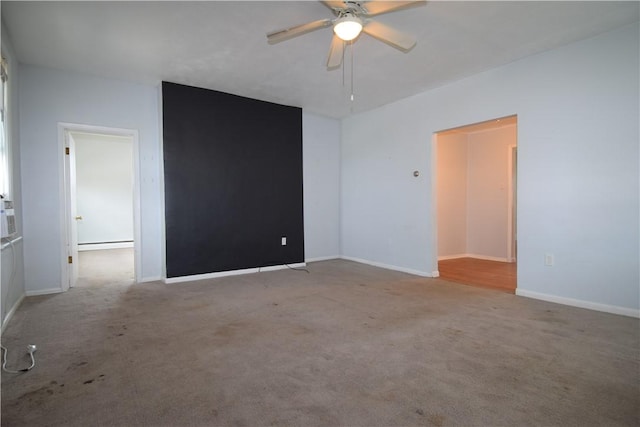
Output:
[62,124,140,290]
[71,131,135,287]
[435,116,517,293]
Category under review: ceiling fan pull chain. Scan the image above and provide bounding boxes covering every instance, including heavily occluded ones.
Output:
[342,40,346,88]
[350,41,355,102]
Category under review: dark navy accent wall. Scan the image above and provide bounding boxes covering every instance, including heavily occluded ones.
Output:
[162,82,304,278]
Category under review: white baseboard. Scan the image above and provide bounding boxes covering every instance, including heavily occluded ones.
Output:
[164,263,307,284]
[472,254,510,262]
[1,294,25,334]
[25,287,63,297]
[138,276,163,283]
[438,254,467,261]
[438,253,510,262]
[516,289,640,318]
[340,256,433,278]
[78,242,134,251]
[306,256,340,263]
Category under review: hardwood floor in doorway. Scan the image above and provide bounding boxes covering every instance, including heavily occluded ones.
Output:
[438,257,516,293]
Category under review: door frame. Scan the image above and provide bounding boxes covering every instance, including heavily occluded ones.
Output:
[507,144,517,262]
[59,122,141,290]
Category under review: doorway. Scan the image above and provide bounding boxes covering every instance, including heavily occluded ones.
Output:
[434,115,517,292]
[60,123,141,290]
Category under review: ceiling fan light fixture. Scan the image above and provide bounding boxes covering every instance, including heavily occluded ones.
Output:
[333,15,363,41]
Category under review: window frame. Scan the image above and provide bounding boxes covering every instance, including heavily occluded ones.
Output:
[0,54,11,200]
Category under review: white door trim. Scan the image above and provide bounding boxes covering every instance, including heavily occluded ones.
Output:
[507,144,517,263]
[430,133,440,277]
[66,130,79,287]
[58,122,141,289]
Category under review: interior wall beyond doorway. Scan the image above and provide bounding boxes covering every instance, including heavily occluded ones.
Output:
[72,132,134,249]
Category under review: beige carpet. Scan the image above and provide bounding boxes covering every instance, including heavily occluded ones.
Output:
[77,247,135,287]
[1,253,638,426]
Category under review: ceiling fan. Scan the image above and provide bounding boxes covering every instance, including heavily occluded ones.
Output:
[266,1,426,70]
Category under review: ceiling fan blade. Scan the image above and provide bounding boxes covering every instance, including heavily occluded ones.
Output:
[321,0,346,14]
[326,34,344,70]
[362,1,426,17]
[362,20,417,52]
[267,19,333,44]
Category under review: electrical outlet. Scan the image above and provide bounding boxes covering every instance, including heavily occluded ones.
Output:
[281,237,287,246]
[544,253,554,266]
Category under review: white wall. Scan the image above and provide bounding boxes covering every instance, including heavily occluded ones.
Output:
[19,66,163,292]
[466,125,516,260]
[73,132,134,245]
[1,22,25,329]
[342,23,639,315]
[303,113,341,261]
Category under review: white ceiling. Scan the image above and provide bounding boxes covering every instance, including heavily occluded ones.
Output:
[2,1,638,119]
